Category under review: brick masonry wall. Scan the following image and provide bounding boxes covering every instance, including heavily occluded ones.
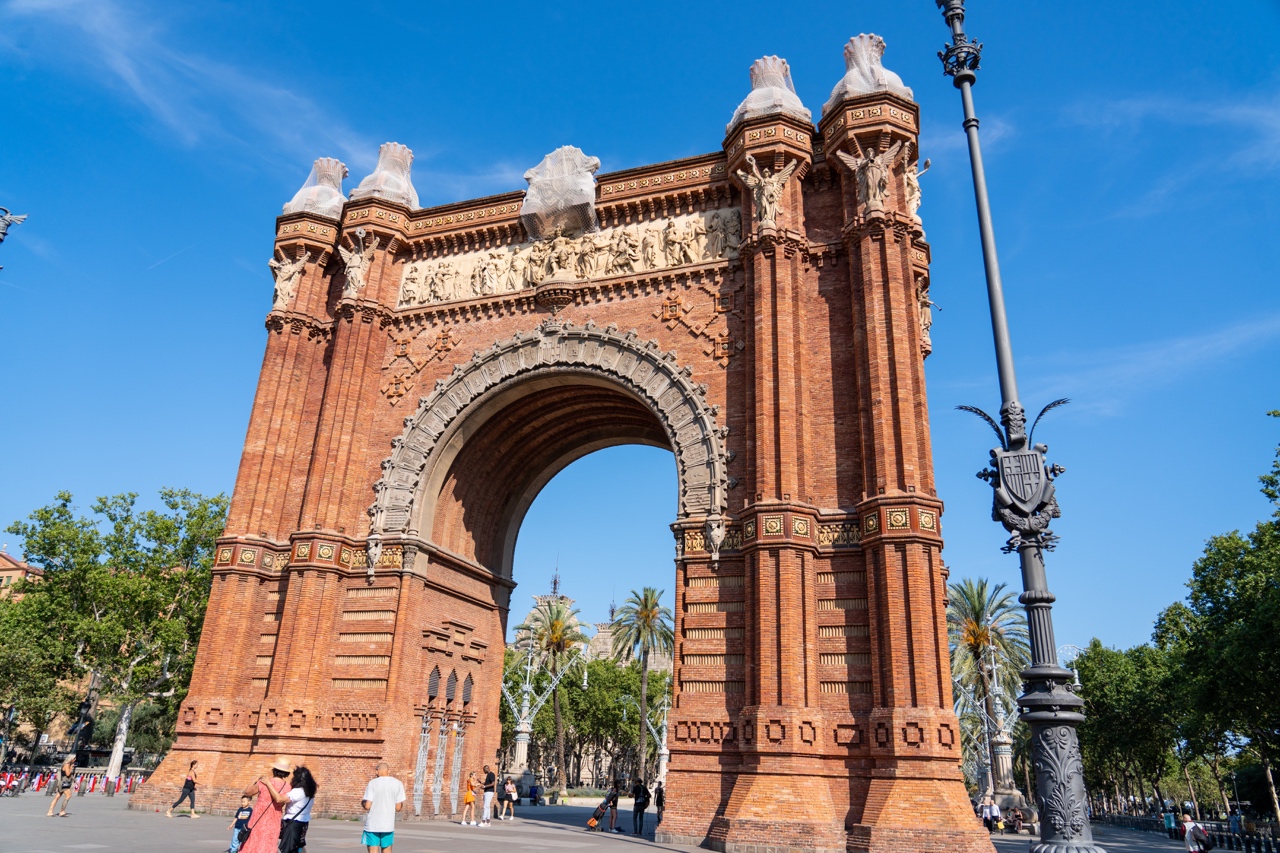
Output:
[134,93,994,853]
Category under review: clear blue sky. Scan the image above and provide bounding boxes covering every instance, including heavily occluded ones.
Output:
[1,1,1277,650]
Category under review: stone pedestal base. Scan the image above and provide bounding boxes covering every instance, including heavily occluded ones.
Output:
[851,771,995,853]
[849,825,997,853]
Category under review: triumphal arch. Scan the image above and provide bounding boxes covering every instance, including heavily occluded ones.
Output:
[135,35,993,853]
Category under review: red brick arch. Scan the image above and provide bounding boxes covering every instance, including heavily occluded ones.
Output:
[135,83,994,853]
[366,318,731,579]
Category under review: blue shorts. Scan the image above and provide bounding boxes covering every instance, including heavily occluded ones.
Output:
[362,830,395,848]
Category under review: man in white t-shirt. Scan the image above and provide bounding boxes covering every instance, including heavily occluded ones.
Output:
[362,762,406,853]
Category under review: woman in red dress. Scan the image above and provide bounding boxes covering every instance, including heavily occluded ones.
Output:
[238,757,293,853]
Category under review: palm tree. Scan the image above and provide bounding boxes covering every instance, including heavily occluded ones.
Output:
[517,598,587,796]
[611,587,674,780]
[947,577,1030,795]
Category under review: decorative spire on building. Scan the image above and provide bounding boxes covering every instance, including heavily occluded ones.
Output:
[822,34,914,118]
[350,142,419,209]
[519,146,601,241]
[282,158,348,220]
[726,55,812,135]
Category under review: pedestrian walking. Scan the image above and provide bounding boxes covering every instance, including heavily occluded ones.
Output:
[1182,813,1212,852]
[46,755,76,818]
[279,766,316,853]
[980,798,993,831]
[990,800,1003,834]
[480,765,496,826]
[460,771,478,825]
[361,761,405,853]
[655,781,665,824]
[498,777,516,820]
[238,757,293,853]
[631,777,650,836]
[227,794,253,853]
[606,781,621,833]
[165,759,201,818]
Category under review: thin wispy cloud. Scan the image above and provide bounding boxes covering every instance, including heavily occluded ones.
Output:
[1026,314,1280,417]
[2,0,377,172]
[1064,93,1280,218]
[919,114,1016,160]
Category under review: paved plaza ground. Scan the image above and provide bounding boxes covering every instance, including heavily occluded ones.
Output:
[0,792,1188,853]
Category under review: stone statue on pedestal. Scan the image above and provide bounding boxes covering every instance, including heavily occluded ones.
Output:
[837,139,904,215]
[736,154,799,228]
[340,234,380,299]
[269,247,312,309]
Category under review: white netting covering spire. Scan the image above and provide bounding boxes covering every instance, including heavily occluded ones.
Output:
[726,56,812,135]
[282,157,348,219]
[350,142,420,209]
[822,34,914,117]
[519,146,601,241]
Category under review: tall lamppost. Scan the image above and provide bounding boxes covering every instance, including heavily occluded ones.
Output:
[935,3,1105,851]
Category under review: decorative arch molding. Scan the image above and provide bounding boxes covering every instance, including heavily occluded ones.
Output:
[367,317,733,565]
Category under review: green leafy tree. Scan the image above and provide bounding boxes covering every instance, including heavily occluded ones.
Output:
[947,578,1029,792]
[610,587,674,781]
[517,599,587,796]
[5,489,227,784]
[0,592,77,777]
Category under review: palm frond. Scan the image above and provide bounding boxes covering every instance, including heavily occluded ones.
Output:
[1029,398,1070,443]
[956,405,1006,450]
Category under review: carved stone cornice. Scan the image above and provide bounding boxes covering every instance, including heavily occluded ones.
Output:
[336,300,395,327]
[738,227,809,259]
[817,92,919,155]
[853,494,943,546]
[841,210,920,243]
[723,114,815,179]
[265,310,333,342]
[274,213,341,269]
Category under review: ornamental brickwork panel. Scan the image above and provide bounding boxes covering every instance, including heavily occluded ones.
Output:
[132,35,993,853]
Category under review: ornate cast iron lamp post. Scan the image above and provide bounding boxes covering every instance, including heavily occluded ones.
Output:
[936,2,1105,851]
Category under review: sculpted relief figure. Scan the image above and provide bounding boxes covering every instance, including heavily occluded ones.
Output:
[724,210,742,259]
[399,264,421,307]
[706,212,725,259]
[736,154,799,227]
[610,228,639,274]
[507,252,528,291]
[917,276,938,342]
[340,234,380,299]
[269,247,311,309]
[904,146,930,224]
[395,208,744,308]
[837,139,904,215]
[687,215,708,260]
[641,227,663,270]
